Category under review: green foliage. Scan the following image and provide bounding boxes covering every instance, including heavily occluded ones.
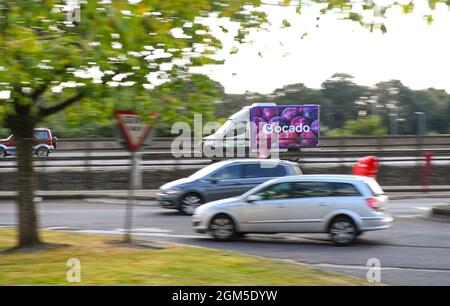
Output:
[219,76,450,136]
[281,19,291,28]
[41,74,222,137]
[341,116,387,136]
[0,0,267,132]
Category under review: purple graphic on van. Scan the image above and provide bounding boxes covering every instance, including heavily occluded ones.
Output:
[250,105,320,149]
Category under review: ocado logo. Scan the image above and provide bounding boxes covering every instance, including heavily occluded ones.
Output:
[262,123,311,134]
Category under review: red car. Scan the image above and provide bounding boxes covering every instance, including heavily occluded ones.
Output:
[0,128,57,157]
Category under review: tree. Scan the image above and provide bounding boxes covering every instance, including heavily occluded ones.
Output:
[0,0,266,248]
[321,73,368,129]
[41,74,223,137]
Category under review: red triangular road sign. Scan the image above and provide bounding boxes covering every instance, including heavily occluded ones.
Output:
[115,110,158,152]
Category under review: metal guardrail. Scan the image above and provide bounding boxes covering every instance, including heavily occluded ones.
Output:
[53,134,450,150]
[1,152,450,169]
[1,136,449,191]
[1,135,449,170]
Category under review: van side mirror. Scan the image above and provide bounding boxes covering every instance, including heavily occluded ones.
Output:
[246,195,262,203]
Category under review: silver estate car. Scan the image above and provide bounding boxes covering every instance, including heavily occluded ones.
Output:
[192,175,393,245]
[158,159,302,215]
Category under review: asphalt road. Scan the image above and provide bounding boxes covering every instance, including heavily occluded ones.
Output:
[1,198,450,285]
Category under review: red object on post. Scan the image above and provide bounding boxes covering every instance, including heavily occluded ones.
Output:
[352,156,379,179]
[423,151,433,192]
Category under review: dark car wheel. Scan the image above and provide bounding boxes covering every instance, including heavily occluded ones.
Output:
[329,216,357,245]
[180,193,203,215]
[35,147,49,157]
[209,214,236,241]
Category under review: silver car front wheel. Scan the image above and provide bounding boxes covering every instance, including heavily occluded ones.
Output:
[329,217,357,245]
[180,194,202,215]
[210,215,235,241]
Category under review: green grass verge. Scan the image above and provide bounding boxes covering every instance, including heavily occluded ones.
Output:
[0,228,369,285]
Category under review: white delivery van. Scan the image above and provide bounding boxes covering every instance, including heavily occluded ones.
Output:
[202,103,320,156]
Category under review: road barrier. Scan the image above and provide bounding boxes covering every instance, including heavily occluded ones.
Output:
[50,134,450,151]
[1,135,450,191]
[1,135,450,169]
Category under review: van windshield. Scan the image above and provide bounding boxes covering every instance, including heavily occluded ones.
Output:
[215,120,234,135]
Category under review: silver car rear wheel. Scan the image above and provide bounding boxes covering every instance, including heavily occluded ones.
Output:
[329,217,357,245]
[210,215,235,241]
[180,194,202,215]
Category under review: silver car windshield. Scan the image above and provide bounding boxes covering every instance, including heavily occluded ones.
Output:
[240,179,276,198]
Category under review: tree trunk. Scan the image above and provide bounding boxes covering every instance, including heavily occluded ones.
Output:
[12,122,41,247]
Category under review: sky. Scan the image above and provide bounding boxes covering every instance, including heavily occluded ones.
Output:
[1,0,449,100]
[192,0,450,94]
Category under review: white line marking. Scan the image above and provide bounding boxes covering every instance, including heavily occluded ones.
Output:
[311,263,450,274]
[44,227,204,239]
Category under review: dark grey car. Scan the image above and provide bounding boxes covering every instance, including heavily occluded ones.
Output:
[157,159,302,214]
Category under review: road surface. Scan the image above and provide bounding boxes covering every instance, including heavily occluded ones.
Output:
[1,197,450,285]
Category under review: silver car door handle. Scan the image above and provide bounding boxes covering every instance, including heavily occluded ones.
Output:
[276,204,287,208]
[318,202,329,206]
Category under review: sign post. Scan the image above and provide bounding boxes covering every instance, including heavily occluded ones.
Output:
[115,110,157,243]
[124,151,137,243]
[423,151,433,193]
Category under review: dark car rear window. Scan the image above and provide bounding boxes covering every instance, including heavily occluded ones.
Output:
[243,164,287,178]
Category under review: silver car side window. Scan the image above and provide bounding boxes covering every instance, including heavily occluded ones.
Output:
[254,182,292,200]
[330,182,361,196]
[291,182,333,198]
